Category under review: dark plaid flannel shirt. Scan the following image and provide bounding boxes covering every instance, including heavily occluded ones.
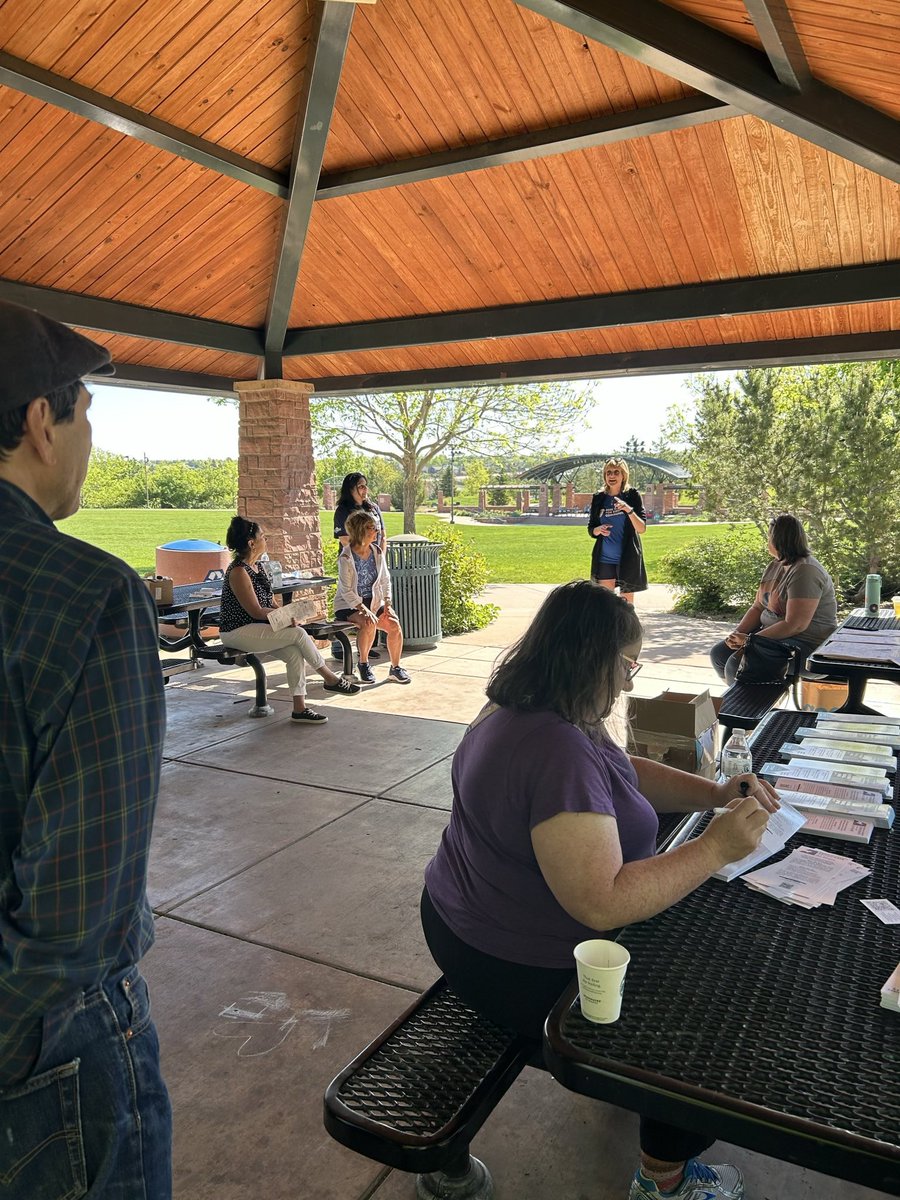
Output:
[0,480,165,1087]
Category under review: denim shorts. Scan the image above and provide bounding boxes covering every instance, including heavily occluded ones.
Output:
[0,965,172,1199]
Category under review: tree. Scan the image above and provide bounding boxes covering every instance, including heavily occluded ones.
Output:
[310,384,593,532]
[683,364,900,596]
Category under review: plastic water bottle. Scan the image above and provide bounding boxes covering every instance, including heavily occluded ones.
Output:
[720,730,753,779]
[865,573,882,615]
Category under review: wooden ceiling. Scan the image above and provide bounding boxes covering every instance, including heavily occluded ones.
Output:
[0,0,898,396]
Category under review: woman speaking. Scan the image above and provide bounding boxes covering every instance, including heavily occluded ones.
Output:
[587,458,647,602]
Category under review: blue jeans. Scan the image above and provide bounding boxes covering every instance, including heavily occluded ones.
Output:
[0,965,172,1199]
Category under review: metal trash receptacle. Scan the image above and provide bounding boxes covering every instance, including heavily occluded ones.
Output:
[386,534,443,648]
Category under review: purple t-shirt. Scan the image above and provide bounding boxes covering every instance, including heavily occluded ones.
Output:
[424,707,658,968]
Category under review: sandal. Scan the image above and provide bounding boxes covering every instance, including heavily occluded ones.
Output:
[291,708,328,723]
[323,677,361,695]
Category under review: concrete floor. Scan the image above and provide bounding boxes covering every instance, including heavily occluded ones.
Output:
[145,585,899,1199]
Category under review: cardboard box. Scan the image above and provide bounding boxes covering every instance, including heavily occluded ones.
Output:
[800,678,849,712]
[629,688,718,778]
[143,575,174,605]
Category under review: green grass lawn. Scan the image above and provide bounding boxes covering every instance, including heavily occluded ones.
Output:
[59,508,734,584]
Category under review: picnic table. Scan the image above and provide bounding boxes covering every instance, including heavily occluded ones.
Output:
[543,707,900,1195]
[155,574,344,713]
[806,608,900,715]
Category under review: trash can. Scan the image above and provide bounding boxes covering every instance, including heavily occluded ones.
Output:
[386,534,443,648]
[155,538,230,586]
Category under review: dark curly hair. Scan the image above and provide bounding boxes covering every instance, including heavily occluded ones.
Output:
[225,515,261,561]
[487,581,642,732]
[337,472,375,513]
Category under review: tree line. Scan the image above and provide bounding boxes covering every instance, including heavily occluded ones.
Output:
[81,451,238,509]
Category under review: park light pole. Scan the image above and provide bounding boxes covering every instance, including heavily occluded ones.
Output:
[450,445,455,524]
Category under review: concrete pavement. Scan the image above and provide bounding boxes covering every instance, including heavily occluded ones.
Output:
[145,584,896,1199]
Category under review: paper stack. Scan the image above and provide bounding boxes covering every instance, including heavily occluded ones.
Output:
[881,963,900,1013]
[816,630,900,667]
[801,812,873,843]
[713,802,807,882]
[741,845,871,908]
[267,597,317,631]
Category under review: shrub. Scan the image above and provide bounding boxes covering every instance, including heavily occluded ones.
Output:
[662,525,769,614]
[422,521,499,635]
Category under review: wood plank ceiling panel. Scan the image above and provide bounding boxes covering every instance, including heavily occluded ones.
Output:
[667,0,900,119]
[292,115,900,328]
[0,0,313,171]
[324,0,693,174]
[0,93,280,325]
[284,300,900,383]
[82,330,258,379]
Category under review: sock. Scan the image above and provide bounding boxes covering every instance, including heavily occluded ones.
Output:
[639,1158,686,1193]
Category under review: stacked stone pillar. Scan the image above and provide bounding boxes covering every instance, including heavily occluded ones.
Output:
[234,380,324,611]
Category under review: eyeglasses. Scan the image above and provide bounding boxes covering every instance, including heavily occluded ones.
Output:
[621,655,642,680]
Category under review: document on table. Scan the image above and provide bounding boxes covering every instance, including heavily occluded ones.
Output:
[267,598,317,630]
[713,802,807,882]
[741,845,871,908]
[816,631,900,665]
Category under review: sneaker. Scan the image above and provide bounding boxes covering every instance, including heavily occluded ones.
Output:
[357,661,376,684]
[291,708,328,724]
[322,677,361,695]
[628,1161,744,1200]
[388,665,411,685]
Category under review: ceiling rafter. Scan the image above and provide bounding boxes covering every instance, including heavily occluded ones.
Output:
[0,278,263,356]
[316,96,738,198]
[742,0,811,92]
[262,1,355,377]
[88,329,900,400]
[513,0,900,184]
[0,51,738,203]
[0,51,288,199]
[305,330,900,396]
[283,262,900,357]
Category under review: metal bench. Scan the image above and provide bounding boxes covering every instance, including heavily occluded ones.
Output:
[324,977,533,1199]
[716,680,789,735]
[323,819,689,1198]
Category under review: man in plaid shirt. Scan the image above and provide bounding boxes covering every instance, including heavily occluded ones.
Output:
[0,301,171,1197]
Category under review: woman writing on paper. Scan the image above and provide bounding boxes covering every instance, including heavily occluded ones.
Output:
[422,582,778,1200]
[587,458,648,602]
[218,516,359,724]
[710,514,838,685]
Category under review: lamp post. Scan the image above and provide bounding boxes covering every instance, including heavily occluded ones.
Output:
[450,446,455,524]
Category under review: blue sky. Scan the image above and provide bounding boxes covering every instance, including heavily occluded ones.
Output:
[86,374,699,461]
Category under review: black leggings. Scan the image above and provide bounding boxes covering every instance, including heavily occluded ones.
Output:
[421,888,715,1163]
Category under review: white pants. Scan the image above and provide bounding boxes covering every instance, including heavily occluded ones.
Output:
[219,623,327,697]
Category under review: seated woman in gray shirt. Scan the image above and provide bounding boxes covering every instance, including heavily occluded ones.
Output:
[711,514,838,685]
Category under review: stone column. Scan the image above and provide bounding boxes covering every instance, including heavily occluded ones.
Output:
[478,488,486,511]
[538,484,549,516]
[552,484,562,512]
[235,379,322,580]
[566,482,575,509]
[436,490,446,513]
[322,482,336,510]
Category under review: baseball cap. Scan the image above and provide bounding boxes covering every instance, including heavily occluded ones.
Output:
[0,300,115,413]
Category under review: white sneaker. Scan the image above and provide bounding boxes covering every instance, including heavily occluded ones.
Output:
[628,1160,744,1200]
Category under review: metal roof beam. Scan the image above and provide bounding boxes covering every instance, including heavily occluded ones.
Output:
[742,0,811,92]
[262,2,355,377]
[513,0,900,184]
[283,261,900,357]
[308,330,900,395]
[87,364,239,398]
[0,278,263,356]
[316,95,738,199]
[0,52,288,199]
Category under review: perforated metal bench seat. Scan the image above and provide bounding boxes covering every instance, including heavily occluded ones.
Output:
[716,680,789,731]
[324,977,533,1186]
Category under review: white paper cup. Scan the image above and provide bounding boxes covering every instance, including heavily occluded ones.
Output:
[574,940,630,1023]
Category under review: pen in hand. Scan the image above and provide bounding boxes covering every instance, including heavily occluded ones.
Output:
[713,780,752,815]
